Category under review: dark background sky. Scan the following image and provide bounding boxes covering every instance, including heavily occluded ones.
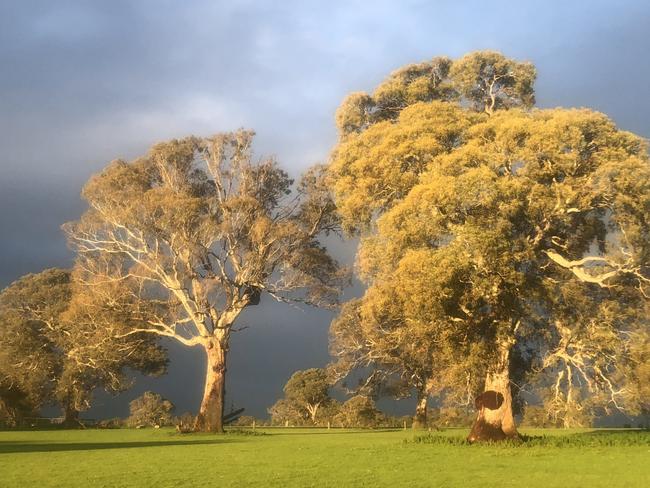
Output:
[1,0,649,419]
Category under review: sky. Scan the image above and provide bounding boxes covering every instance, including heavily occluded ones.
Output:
[1,0,649,419]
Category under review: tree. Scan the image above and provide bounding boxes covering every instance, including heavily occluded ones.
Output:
[0,268,167,425]
[65,130,345,432]
[0,369,43,427]
[268,398,304,426]
[328,51,650,441]
[334,395,381,428]
[128,391,175,427]
[317,398,342,426]
[282,368,331,423]
[330,253,479,430]
[269,368,339,426]
[0,269,69,425]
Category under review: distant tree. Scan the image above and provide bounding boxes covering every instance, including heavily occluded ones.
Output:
[317,399,342,426]
[128,391,175,427]
[269,368,338,425]
[268,398,304,426]
[434,407,474,428]
[0,268,167,425]
[334,395,381,428]
[65,131,345,432]
[97,417,125,429]
[329,51,650,441]
[283,368,331,423]
[0,269,69,424]
[520,405,551,428]
[232,415,259,427]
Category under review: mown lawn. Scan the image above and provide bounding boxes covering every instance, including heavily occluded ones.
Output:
[0,427,648,487]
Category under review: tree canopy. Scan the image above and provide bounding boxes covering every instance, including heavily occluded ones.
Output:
[282,368,332,423]
[127,391,175,428]
[65,130,346,432]
[0,268,166,425]
[334,51,535,138]
[328,51,650,439]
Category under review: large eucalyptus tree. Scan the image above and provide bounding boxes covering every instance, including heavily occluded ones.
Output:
[329,51,649,439]
[66,130,344,432]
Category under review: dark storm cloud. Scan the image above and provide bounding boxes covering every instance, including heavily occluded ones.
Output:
[1,0,648,417]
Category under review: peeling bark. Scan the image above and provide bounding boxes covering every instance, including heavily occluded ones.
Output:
[194,338,227,433]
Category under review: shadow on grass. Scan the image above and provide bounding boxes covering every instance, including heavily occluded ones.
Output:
[0,438,235,454]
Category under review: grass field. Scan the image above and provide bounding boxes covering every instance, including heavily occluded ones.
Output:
[1,427,648,487]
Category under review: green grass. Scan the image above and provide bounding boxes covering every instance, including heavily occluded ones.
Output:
[0,428,648,487]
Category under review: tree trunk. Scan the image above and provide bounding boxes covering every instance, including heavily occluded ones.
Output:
[62,402,81,428]
[412,389,428,429]
[468,342,518,442]
[194,337,227,433]
[307,403,320,424]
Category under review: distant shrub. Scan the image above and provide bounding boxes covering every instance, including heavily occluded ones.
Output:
[375,415,410,429]
[521,405,554,428]
[127,391,175,428]
[433,407,474,428]
[172,412,195,433]
[97,417,124,429]
[234,415,268,427]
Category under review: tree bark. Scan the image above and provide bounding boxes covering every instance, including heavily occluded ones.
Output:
[62,402,81,428]
[468,341,518,442]
[307,403,320,424]
[194,337,227,433]
[412,389,428,429]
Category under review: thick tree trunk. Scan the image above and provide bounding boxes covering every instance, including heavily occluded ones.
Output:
[62,402,81,428]
[412,390,428,429]
[194,338,227,433]
[468,342,518,442]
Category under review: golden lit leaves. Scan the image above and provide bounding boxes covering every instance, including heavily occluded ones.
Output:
[331,101,482,231]
[450,51,536,114]
[329,52,650,418]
